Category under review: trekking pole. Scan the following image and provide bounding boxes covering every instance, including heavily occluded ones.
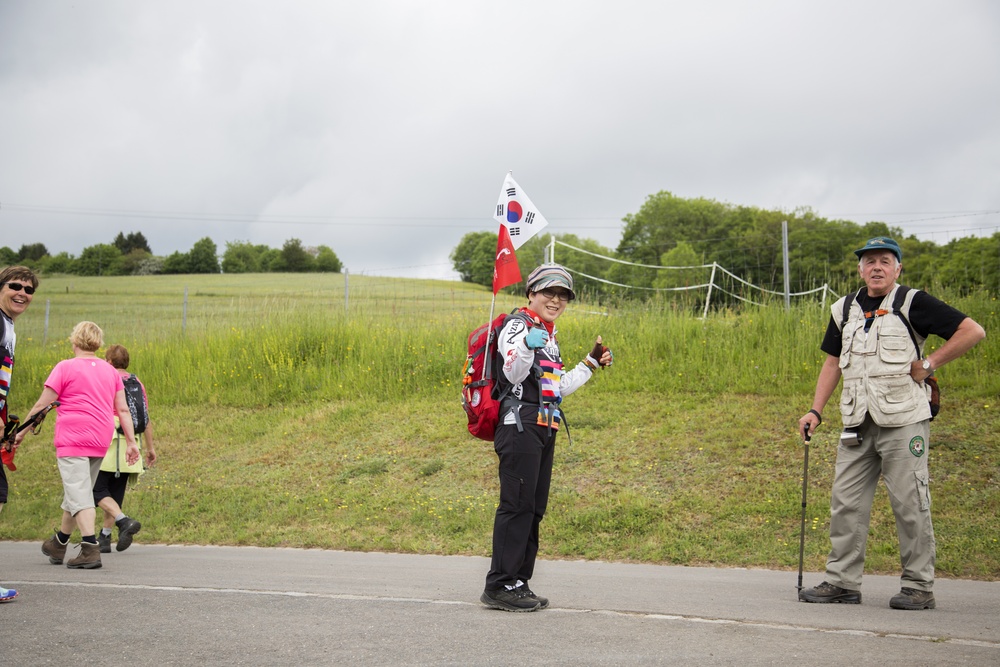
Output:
[2,401,59,472]
[796,425,811,594]
[1,401,59,451]
[1,415,20,447]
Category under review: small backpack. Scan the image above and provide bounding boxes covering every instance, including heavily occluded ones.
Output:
[461,310,530,441]
[118,374,149,435]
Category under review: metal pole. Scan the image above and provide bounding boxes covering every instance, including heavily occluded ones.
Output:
[782,220,791,310]
[701,263,717,319]
[549,235,555,264]
[43,299,50,346]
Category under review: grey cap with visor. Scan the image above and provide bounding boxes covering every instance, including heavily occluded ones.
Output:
[524,264,576,301]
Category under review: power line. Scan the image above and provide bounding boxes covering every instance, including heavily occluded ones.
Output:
[0,202,625,229]
[4,202,997,235]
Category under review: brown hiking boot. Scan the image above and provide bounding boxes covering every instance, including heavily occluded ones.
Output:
[66,542,102,569]
[41,534,68,565]
[798,581,861,604]
[890,587,935,610]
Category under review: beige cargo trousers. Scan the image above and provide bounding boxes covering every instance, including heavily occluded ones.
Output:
[825,415,935,592]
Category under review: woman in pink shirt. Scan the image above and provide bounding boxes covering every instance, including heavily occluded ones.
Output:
[15,321,138,569]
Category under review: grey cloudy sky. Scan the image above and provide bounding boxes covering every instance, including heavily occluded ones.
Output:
[1,1,998,279]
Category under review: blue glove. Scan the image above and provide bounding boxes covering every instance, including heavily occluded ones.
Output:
[524,326,549,349]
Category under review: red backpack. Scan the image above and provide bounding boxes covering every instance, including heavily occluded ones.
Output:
[461,310,530,441]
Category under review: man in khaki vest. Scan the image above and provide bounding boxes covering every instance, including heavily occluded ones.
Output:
[798,236,985,610]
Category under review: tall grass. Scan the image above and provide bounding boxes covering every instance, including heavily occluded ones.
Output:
[3,275,998,578]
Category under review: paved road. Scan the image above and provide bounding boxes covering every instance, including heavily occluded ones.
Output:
[1,541,998,665]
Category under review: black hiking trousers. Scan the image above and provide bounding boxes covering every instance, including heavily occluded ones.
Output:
[485,419,557,591]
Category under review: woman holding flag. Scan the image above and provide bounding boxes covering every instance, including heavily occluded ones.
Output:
[481,263,613,612]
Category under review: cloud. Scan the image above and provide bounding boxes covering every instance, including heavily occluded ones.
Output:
[1,0,997,278]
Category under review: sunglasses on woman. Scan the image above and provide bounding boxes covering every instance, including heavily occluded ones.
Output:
[3,282,35,295]
[539,288,572,301]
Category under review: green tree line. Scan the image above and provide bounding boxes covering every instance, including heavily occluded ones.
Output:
[451,191,1000,300]
[1,233,342,276]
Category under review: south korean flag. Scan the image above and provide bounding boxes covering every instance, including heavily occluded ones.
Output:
[493,172,549,250]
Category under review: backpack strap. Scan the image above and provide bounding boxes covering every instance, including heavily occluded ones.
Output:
[837,288,863,332]
[841,284,925,358]
[488,310,536,405]
[892,285,937,419]
[891,285,924,357]
[495,310,553,435]
[475,309,524,389]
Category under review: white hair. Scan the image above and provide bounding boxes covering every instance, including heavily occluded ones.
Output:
[857,252,900,268]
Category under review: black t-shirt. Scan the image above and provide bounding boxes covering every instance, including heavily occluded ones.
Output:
[820,287,968,357]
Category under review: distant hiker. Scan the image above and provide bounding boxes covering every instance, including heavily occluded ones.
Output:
[15,322,140,570]
[93,344,157,554]
[481,264,613,612]
[797,237,985,610]
[1,266,39,602]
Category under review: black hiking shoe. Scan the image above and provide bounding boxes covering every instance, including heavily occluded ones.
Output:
[799,581,861,604]
[890,588,935,610]
[518,583,549,610]
[115,517,141,552]
[480,587,541,612]
[97,532,112,554]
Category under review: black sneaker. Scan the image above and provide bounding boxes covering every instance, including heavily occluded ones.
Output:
[799,581,861,604]
[480,587,541,612]
[890,588,935,610]
[518,583,549,610]
[115,517,141,552]
[97,532,112,554]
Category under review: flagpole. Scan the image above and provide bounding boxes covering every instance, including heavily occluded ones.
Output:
[480,292,498,383]
[486,169,549,382]
[479,169,513,381]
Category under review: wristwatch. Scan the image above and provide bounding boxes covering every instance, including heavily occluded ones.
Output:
[921,359,933,373]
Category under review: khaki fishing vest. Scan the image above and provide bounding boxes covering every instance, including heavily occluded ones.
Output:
[833,285,932,428]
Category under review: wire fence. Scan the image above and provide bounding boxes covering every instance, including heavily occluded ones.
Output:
[17,272,519,348]
[19,246,841,349]
[549,239,836,316]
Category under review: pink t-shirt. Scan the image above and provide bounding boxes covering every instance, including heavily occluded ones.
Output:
[44,356,124,458]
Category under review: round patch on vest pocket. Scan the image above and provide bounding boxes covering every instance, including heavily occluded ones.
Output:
[909,436,926,457]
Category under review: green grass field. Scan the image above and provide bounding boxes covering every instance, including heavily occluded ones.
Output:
[3,274,998,579]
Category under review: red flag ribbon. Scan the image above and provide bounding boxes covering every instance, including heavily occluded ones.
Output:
[492,225,521,295]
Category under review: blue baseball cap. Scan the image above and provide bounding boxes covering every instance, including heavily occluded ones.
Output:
[854,236,902,262]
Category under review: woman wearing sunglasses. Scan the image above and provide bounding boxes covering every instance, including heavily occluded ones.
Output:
[1,265,39,603]
[481,264,614,612]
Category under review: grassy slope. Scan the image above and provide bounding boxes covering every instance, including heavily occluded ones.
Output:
[2,275,997,579]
